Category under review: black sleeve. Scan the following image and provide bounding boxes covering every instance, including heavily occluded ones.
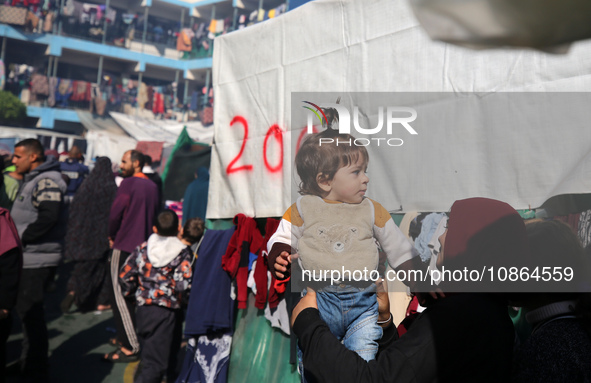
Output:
[267,242,292,280]
[21,200,61,245]
[293,308,433,383]
[0,247,21,310]
[377,320,398,354]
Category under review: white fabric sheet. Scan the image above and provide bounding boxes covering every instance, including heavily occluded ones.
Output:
[207,0,591,219]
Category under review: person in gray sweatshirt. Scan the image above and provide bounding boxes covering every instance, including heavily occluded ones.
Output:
[10,139,67,382]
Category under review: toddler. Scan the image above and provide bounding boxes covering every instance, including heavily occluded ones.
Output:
[268,128,420,369]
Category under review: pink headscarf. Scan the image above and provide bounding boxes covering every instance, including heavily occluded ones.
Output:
[0,208,22,258]
[442,197,530,292]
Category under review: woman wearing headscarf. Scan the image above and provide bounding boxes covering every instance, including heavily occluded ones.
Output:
[181,167,209,224]
[512,219,591,382]
[291,197,529,382]
[0,207,22,383]
[61,157,117,312]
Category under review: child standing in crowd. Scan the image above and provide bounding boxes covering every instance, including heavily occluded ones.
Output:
[119,211,203,383]
[268,128,421,374]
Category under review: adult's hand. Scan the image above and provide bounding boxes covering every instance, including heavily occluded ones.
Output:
[274,251,292,279]
[291,287,318,327]
[376,279,392,326]
[416,287,446,306]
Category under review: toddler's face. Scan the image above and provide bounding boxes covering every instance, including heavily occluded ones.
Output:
[322,157,369,203]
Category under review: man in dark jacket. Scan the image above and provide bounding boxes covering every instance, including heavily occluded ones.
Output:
[10,139,67,381]
[105,149,159,362]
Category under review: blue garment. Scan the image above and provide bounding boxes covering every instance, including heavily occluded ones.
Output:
[316,284,382,361]
[190,91,199,111]
[298,284,382,381]
[60,159,89,196]
[248,251,257,271]
[184,228,234,336]
[182,167,209,224]
[414,212,446,262]
[179,229,234,383]
[176,331,232,383]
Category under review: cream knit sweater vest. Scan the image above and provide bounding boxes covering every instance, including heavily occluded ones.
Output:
[297,195,378,275]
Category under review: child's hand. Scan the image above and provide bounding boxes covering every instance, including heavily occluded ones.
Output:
[274,251,293,279]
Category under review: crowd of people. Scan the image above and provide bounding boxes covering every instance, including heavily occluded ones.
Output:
[277,129,591,382]
[0,139,206,382]
[0,131,591,383]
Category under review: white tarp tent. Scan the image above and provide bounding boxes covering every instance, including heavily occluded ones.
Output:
[85,130,138,167]
[0,127,38,141]
[110,112,215,145]
[207,0,591,219]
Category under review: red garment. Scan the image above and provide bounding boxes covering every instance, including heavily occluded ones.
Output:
[70,81,89,102]
[135,141,164,163]
[133,172,149,180]
[236,267,249,309]
[152,92,164,115]
[0,208,22,258]
[442,197,530,292]
[268,279,279,309]
[254,218,280,309]
[554,213,580,233]
[274,277,288,294]
[397,295,420,337]
[221,214,263,309]
[85,82,92,101]
[146,86,154,111]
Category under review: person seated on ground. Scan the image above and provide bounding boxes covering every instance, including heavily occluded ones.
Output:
[511,219,591,382]
[291,197,529,383]
[113,210,194,382]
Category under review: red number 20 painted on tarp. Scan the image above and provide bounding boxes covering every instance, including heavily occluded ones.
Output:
[226,116,284,174]
[263,124,283,173]
[226,116,253,174]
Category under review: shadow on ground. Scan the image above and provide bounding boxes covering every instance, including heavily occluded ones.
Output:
[5,261,129,383]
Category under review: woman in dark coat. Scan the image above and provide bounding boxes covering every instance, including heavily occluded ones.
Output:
[512,219,591,382]
[61,157,117,312]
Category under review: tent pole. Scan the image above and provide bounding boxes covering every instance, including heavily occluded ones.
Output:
[141,6,149,53]
[96,56,103,85]
[203,69,210,109]
[102,0,111,45]
[1,37,6,62]
[174,70,179,112]
[47,56,53,78]
[136,71,143,116]
[208,5,215,56]
[52,56,59,79]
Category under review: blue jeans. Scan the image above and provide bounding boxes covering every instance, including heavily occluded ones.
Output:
[298,284,382,381]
